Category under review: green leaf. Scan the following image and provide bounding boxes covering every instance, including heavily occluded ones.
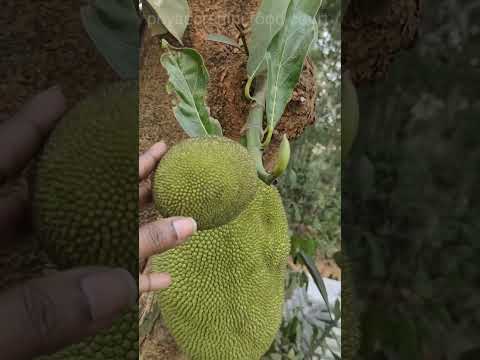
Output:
[160,42,223,137]
[290,236,316,257]
[145,0,189,44]
[80,0,141,79]
[298,251,334,321]
[207,34,240,48]
[263,0,319,145]
[246,0,291,78]
[142,1,169,37]
[296,0,323,16]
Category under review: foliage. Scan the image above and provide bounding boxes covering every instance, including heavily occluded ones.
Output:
[278,5,341,256]
[263,0,320,145]
[143,0,189,44]
[159,42,223,137]
[266,2,342,359]
[245,0,320,149]
[343,0,480,358]
[80,0,141,79]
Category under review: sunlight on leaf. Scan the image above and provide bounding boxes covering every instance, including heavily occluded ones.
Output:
[246,0,291,78]
[207,34,240,48]
[142,0,169,36]
[264,0,320,145]
[146,0,189,44]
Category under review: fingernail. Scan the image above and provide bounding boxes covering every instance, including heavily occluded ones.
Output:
[152,141,167,156]
[81,268,137,321]
[173,218,197,242]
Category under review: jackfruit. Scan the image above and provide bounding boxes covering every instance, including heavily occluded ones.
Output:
[33,82,138,275]
[153,137,258,230]
[152,179,291,360]
[340,254,361,360]
[32,82,138,359]
[37,309,138,360]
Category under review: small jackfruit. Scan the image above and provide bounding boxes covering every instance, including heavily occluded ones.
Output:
[152,179,290,360]
[153,137,258,230]
[32,82,138,359]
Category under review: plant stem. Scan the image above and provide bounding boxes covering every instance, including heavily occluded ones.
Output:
[235,23,250,57]
[246,75,273,184]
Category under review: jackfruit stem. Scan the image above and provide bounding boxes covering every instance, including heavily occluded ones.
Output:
[270,134,291,179]
[246,76,274,184]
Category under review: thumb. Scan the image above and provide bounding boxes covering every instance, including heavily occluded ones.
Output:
[0,267,137,359]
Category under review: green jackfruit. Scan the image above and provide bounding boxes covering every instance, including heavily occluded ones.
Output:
[32,82,138,359]
[340,255,361,360]
[37,309,138,360]
[33,82,138,275]
[153,137,258,230]
[152,180,290,360]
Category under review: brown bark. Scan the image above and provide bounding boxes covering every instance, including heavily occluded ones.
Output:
[342,0,422,86]
[139,0,317,171]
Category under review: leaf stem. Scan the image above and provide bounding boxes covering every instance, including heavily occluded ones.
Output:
[234,23,250,57]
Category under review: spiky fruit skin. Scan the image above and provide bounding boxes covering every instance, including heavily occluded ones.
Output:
[341,256,361,360]
[152,181,290,360]
[37,310,138,360]
[153,137,258,230]
[32,82,138,359]
[33,82,138,275]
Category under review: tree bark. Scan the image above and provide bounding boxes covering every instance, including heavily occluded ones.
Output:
[139,0,317,171]
[342,0,422,86]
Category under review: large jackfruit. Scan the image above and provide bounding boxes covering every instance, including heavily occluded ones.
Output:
[33,82,138,275]
[153,171,290,360]
[32,82,138,359]
[37,309,138,360]
[153,137,258,230]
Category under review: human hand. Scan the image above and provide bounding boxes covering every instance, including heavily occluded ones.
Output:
[138,142,197,293]
[0,87,137,359]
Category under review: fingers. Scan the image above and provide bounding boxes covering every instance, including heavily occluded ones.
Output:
[0,86,66,181]
[139,142,167,181]
[139,272,172,293]
[139,217,197,263]
[0,267,137,359]
[0,179,28,240]
[139,178,153,209]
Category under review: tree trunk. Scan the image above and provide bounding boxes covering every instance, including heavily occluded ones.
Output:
[342,0,422,86]
[139,0,317,169]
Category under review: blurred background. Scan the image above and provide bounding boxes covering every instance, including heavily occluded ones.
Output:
[265,1,342,358]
